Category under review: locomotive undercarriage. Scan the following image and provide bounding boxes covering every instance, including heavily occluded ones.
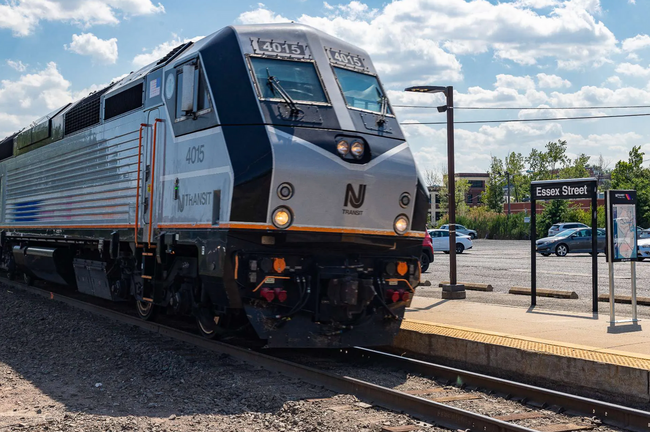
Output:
[228,231,421,348]
[0,229,421,348]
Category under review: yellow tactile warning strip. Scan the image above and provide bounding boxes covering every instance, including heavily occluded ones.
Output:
[401,319,650,370]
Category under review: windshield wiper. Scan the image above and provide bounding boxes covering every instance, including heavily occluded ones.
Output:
[266,68,299,114]
[376,88,388,125]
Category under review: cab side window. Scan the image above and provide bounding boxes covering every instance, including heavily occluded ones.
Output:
[175,60,212,121]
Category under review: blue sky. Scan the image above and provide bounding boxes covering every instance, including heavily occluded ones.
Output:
[2,0,650,174]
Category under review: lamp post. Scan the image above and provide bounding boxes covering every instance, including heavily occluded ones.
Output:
[404,85,465,299]
[506,171,511,218]
[497,170,511,218]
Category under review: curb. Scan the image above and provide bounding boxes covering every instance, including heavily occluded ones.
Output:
[598,294,650,306]
[438,281,493,292]
[509,286,578,299]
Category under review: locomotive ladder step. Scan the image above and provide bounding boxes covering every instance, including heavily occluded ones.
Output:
[140,247,158,301]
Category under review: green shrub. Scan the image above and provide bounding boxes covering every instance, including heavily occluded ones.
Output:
[433,203,604,240]
[435,206,530,240]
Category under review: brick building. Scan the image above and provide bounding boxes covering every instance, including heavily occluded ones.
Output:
[429,172,489,222]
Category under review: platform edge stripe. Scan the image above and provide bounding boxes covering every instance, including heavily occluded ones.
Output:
[400,319,650,370]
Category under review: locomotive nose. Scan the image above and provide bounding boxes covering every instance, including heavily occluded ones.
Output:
[266,129,419,237]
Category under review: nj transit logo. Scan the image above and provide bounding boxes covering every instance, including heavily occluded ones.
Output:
[344,184,366,209]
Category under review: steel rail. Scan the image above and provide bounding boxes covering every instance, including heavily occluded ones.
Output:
[350,347,650,432]
[5,280,535,432]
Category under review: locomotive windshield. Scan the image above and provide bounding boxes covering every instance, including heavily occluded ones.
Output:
[333,67,392,115]
[250,57,327,103]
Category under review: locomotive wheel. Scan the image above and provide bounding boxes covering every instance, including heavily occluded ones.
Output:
[136,300,157,321]
[196,308,221,339]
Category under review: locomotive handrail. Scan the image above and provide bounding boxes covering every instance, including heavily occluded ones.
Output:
[135,123,150,248]
[148,119,163,248]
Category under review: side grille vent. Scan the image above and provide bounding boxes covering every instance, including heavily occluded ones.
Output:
[0,132,17,161]
[104,83,144,120]
[64,86,112,135]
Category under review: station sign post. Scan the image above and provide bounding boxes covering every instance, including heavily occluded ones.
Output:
[530,178,598,311]
[605,190,639,325]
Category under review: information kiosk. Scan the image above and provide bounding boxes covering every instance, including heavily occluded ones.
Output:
[605,190,639,326]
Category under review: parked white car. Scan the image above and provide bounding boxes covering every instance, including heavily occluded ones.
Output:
[638,237,650,260]
[428,229,473,254]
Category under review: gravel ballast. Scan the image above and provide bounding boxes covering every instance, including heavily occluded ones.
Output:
[0,285,434,432]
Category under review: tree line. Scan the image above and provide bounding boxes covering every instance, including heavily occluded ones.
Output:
[428,141,650,236]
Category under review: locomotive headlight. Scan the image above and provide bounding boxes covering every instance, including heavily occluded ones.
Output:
[337,140,350,156]
[272,206,293,229]
[350,141,364,159]
[277,182,294,200]
[393,214,409,235]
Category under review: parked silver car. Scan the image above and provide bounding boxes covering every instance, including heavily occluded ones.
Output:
[547,222,588,237]
[439,224,477,239]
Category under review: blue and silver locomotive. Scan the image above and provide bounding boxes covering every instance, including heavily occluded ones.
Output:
[0,24,428,348]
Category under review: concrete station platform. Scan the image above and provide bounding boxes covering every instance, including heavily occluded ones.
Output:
[395,297,650,406]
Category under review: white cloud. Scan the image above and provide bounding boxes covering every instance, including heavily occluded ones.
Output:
[615,62,650,77]
[0,62,129,140]
[397,78,650,173]
[514,0,560,8]
[407,115,647,174]
[536,73,571,88]
[547,85,650,108]
[0,0,164,37]
[626,53,640,62]
[603,76,622,88]
[65,33,118,64]
[561,132,644,162]
[327,1,380,19]
[0,62,74,138]
[6,60,27,72]
[405,119,565,173]
[622,34,650,52]
[237,0,618,86]
[238,3,291,24]
[495,74,536,90]
[132,34,204,69]
[629,0,636,4]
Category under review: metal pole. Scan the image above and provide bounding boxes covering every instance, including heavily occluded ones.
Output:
[591,185,598,313]
[609,259,615,322]
[507,172,511,218]
[446,86,457,286]
[631,260,638,322]
[530,192,537,307]
[606,192,615,323]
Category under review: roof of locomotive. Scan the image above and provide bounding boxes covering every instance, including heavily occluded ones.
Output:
[107,23,376,96]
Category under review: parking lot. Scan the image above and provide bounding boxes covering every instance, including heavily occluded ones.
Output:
[419,239,650,315]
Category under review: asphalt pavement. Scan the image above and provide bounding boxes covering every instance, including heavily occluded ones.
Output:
[417,239,650,317]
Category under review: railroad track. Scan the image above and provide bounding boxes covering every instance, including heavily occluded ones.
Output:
[343,347,650,432]
[4,278,649,432]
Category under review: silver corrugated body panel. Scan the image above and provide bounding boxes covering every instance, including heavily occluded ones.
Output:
[4,113,143,226]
